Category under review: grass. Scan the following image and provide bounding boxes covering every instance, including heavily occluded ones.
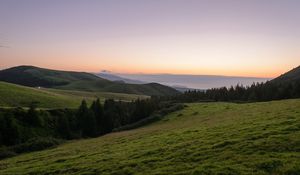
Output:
[0,81,148,109]
[0,99,300,174]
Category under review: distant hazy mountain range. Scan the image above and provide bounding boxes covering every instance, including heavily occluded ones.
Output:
[97,72,270,90]
[97,72,145,84]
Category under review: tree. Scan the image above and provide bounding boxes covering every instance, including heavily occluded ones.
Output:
[0,114,21,145]
[90,99,104,134]
[57,115,72,139]
[102,99,115,133]
[26,102,43,127]
[76,100,97,137]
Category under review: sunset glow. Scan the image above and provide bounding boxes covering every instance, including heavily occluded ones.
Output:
[1,0,299,78]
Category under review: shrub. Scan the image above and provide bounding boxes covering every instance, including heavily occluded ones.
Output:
[0,146,16,159]
[13,137,62,153]
[158,103,184,115]
[114,103,184,132]
[113,113,163,132]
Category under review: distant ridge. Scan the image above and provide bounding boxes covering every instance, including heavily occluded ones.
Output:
[116,73,270,89]
[0,66,179,96]
[96,72,145,84]
[96,72,199,92]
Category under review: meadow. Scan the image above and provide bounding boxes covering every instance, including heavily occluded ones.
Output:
[0,99,299,174]
[0,81,148,109]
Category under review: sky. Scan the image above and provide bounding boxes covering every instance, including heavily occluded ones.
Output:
[0,0,300,78]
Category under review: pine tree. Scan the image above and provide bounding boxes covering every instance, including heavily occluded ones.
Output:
[57,115,72,139]
[103,99,115,133]
[90,99,104,134]
[26,102,42,127]
[77,100,97,137]
[1,115,20,145]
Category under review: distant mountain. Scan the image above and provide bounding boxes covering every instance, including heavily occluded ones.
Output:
[98,71,270,91]
[116,73,270,89]
[96,72,145,84]
[97,72,199,92]
[171,85,199,93]
[0,66,179,96]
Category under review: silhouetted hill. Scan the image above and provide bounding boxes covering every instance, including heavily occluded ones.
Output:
[0,66,107,87]
[271,66,300,83]
[0,66,179,96]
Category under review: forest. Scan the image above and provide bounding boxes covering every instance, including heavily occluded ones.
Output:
[170,80,300,102]
[0,98,183,159]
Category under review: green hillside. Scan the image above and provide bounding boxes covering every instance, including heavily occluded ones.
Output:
[0,81,148,108]
[0,66,179,96]
[1,99,299,174]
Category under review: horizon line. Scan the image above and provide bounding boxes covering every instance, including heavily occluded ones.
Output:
[0,64,277,79]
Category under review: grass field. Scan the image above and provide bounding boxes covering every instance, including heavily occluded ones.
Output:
[0,99,300,174]
[0,81,148,109]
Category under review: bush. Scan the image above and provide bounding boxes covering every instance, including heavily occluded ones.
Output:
[113,113,163,132]
[158,103,184,115]
[0,146,16,159]
[13,137,62,153]
[114,103,184,132]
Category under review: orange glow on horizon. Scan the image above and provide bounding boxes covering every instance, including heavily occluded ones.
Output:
[1,1,300,81]
[6,62,288,79]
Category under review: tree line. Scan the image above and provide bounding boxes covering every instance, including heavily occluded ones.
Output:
[0,97,182,158]
[170,81,300,102]
[73,98,161,138]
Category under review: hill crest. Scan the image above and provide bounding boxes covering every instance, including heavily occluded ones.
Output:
[271,66,300,83]
[0,66,179,96]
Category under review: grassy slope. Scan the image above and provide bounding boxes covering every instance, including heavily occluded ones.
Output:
[47,89,148,102]
[0,81,148,108]
[0,99,300,174]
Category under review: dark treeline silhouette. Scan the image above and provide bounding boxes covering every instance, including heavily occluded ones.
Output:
[0,98,182,158]
[75,98,161,137]
[169,81,300,102]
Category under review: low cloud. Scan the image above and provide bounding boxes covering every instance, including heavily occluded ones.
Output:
[101,70,112,73]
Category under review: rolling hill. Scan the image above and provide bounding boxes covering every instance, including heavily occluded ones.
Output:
[0,99,299,174]
[0,81,148,108]
[0,66,179,96]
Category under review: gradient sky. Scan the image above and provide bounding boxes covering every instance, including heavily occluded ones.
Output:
[0,0,300,77]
